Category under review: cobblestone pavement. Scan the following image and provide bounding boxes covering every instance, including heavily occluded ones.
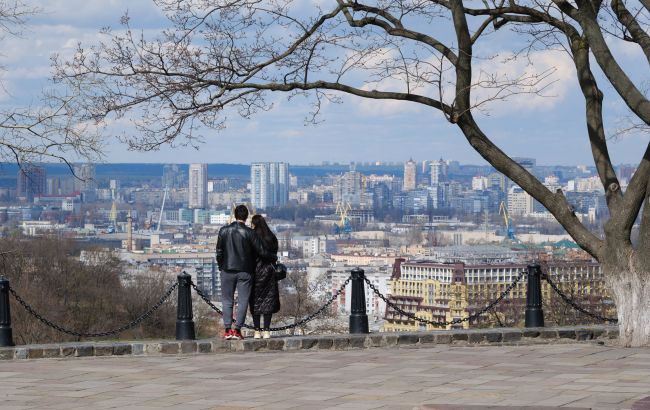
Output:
[0,343,649,410]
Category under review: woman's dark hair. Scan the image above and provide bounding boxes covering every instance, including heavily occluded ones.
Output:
[234,204,249,221]
[251,214,278,252]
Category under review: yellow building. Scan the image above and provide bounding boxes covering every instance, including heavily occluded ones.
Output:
[383,258,611,332]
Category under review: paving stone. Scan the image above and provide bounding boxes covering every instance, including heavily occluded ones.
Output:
[398,334,419,345]
[246,340,268,352]
[13,348,26,359]
[348,335,366,348]
[113,343,132,356]
[230,340,245,352]
[197,341,211,353]
[632,396,650,410]
[26,347,43,359]
[436,334,452,344]
[74,345,93,357]
[540,329,558,339]
[502,331,522,342]
[94,345,113,356]
[558,329,576,339]
[419,333,435,344]
[0,348,15,360]
[210,339,228,352]
[576,330,594,341]
[160,342,180,354]
[0,342,644,409]
[317,337,333,350]
[382,334,398,347]
[144,343,161,355]
[268,339,285,351]
[180,341,196,354]
[285,338,302,350]
[468,333,484,344]
[302,337,319,350]
[60,346,75,357]
[523,329,541,338]
[131,343,144,355]
[333,337,350,350]
[451,332,469,342]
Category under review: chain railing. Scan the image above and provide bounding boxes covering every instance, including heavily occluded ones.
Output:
[543,274,618,323]
[365,271,526,328]
[0,263,621,348]
[7,282,178,338]
[192,277,351,332]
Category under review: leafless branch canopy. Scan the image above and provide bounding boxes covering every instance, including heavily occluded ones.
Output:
[0,1,103,166]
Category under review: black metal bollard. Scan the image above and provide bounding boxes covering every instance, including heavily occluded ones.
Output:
[176,272,196,340]
[525,264,544,328]
[0,277,14,347]
[349,268,369,334]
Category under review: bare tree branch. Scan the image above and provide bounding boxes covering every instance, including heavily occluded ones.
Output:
[611,0,650,65]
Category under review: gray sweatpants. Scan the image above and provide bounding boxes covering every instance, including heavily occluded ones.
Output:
[220,271,252,329]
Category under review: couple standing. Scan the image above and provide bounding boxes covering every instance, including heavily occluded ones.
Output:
[216,205,281,340]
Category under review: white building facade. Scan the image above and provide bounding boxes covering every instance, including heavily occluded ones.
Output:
[251,162,290,209]
[188,163,208,209]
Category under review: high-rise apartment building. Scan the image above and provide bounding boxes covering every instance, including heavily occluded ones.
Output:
[73,163,96,192]
[488,172,506,192]
[507,186,534,215]
[251,162,289,209]
[162,164,186,188]
[188,163,208,209]
[403,159,417,191]
[430,158,447,185]
[333,170,364,207]
[17,165,46,202]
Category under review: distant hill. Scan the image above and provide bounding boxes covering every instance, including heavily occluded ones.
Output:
[0,162,404,180]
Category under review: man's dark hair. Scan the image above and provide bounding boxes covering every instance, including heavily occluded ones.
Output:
[234,204,249,221]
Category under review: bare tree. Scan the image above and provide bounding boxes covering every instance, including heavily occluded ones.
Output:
[276,271,340,335]
[53,1,650,346]
[0,236,177,344]
[0,1,103,167]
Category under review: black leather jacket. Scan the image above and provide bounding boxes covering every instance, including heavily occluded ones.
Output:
[216,221,277,274]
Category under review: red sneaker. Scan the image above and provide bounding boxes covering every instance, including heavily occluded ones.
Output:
[230,328,244,340]
[223,329,233,340]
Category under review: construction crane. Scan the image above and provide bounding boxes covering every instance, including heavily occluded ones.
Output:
[156,186,168,233]
[499,201,517,241]
[333,201,352,235]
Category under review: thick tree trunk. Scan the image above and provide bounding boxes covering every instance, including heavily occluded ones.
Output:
[605,255,650,347]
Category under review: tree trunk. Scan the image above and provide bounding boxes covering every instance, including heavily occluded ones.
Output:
[605,255,650,347]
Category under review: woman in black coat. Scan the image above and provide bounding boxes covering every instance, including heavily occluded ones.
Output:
[250,214,280,339]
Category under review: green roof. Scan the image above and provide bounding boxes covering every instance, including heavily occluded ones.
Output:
[554,239,579,248]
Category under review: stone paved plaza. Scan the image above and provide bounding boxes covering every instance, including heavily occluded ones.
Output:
[0,343,649,409]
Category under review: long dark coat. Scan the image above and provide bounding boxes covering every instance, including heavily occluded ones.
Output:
[250,239,280,315]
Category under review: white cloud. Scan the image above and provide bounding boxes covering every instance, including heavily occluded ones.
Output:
[470,49,576,115]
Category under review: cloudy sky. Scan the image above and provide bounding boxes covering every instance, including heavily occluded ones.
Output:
[0,0,647,166]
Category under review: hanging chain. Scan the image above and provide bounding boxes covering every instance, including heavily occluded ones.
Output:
[365,271,526,328]
[192,277,351,332]
[8,282,178,338]
[543,274,618,323]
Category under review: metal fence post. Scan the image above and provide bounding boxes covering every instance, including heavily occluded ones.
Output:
[349,268,369,334]
[525,264,544,327]
[176,272,196,340]
[0,277,14,347]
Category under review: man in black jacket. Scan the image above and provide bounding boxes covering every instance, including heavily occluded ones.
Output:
[216,205,276,340]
